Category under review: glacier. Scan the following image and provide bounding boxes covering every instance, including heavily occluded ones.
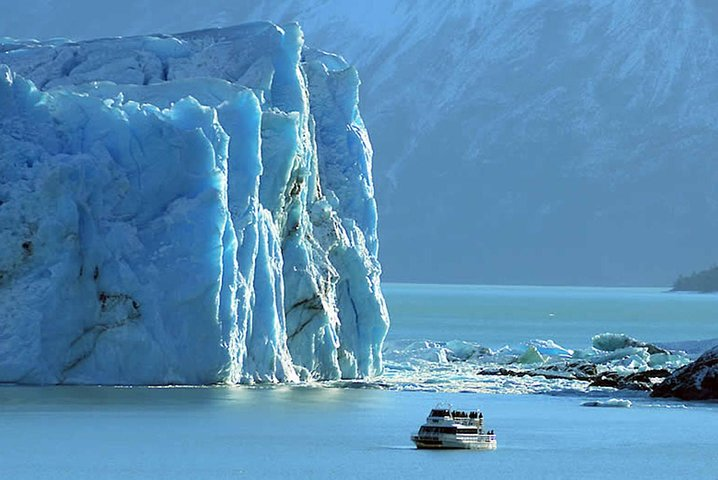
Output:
[0,22,389,385]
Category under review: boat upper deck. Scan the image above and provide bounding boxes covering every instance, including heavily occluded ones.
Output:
[427,408,483,427]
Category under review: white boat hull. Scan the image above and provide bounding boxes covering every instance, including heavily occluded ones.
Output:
[411,435,497,450]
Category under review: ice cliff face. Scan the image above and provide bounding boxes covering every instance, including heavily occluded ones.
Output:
[0,23,389,385]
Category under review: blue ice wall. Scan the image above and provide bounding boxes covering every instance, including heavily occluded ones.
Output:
[0,23,389,384]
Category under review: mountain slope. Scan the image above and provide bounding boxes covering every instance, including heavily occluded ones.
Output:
[3,0,718,285]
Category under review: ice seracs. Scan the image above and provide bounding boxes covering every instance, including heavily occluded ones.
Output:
[0,23,389,385]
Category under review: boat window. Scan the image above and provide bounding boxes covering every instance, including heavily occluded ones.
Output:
[437,427,456,434]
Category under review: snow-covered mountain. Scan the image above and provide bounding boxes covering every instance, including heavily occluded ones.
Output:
[0,23,389,384]
[2,0,718,285]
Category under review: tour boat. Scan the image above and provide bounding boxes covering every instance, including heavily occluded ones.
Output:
[411,405,497,450]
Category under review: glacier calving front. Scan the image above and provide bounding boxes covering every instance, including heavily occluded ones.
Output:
[0,23,389,384]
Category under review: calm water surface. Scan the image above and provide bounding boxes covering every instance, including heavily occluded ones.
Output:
[2,284,717,479]
[384,284,718,348]
[0,386,716,480]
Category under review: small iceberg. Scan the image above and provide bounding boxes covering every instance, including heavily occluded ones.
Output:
[516,345,546,365]
[592,333,668,355]
[581,398,632,408]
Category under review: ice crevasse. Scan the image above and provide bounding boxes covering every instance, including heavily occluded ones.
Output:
[0,22,389,384]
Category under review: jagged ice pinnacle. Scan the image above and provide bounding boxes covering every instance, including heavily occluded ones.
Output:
[0,22,389,384]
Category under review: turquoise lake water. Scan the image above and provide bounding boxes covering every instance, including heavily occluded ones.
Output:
[1,284,716,479]
[384,284,718,348]
[1,386,715,480]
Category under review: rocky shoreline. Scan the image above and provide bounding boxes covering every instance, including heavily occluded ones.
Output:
[382,333,710,395]
[478,345,718,400]
[478,364,672,392]
[651,346,718,400]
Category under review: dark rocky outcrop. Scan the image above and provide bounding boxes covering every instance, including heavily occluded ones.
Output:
[651,346,718,400]
[590,370,671,391]
[478,363,671,392]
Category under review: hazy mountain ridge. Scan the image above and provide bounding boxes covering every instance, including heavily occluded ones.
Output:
[3,0,717,285]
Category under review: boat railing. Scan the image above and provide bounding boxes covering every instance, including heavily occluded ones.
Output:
[452,417,477,426]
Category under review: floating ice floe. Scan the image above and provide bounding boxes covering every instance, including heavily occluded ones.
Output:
[379,333,693,395]
[581,398,632,408]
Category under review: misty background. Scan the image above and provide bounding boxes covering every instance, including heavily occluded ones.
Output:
[2,0,717,286]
